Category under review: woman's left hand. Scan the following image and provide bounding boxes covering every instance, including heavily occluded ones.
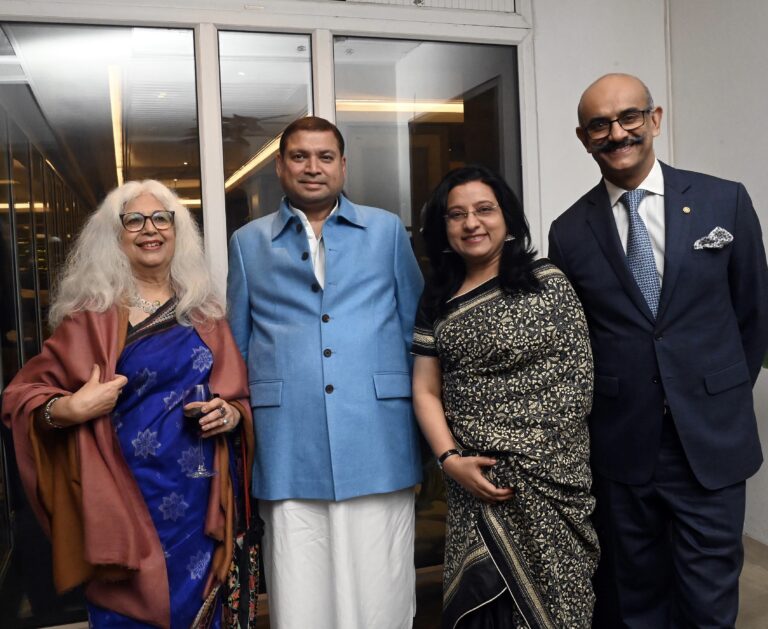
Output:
[198,398,241,437]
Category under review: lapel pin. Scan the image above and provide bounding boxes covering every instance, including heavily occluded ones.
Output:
[683,206,691,214]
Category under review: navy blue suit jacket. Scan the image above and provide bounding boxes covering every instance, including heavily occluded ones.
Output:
[548,162,768,490]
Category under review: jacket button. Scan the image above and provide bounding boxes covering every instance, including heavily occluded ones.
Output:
[296,223,303,233]
[654,334,663,341]
[322,314,330,322]
[311,282,320,292]
[325,384,334,394]
[323,349,332,357]
[651,376,660,384]
[301,251,309,261]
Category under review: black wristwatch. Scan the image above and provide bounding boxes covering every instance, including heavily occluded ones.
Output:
[437,448,461,469]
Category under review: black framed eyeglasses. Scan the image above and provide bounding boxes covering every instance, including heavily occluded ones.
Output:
[120,210,175,232]
[583,108,653,141]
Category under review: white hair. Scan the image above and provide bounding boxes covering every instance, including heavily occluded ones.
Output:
[49,179,225,328]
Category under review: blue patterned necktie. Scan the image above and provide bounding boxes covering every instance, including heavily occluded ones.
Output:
[622,189,660,317]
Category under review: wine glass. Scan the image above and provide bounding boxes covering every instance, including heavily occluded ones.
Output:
[182,384,217,478]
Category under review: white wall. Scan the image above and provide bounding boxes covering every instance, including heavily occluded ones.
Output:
[531,0,670,249]
[667,0,768,544]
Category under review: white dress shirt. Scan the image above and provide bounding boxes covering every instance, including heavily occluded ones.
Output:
[289,199,339,289]
[604,159,666,285]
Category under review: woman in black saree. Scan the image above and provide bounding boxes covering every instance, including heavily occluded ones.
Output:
[412,165,599,628]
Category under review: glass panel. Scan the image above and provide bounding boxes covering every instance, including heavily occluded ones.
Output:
[334,37,520,229]
[42,165,58,288]
[0,22,200,626]
[54,178,67,267]
[30,150,48,340]
[0,435,11,592]
[0,111,17,591]
[9,119,39,362]
[218,31,312,238]
[0,108,19,389]
[334,37,521,570]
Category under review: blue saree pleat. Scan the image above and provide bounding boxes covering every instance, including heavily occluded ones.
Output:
[88,321,221,629]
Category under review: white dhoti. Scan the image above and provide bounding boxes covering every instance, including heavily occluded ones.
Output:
[260,488,416,629]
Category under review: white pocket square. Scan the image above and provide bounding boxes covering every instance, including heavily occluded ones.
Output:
[693,227,733,250]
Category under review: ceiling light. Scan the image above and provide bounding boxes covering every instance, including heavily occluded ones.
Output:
[335,99,463,114]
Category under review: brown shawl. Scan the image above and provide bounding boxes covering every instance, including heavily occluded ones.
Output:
[1,306,254,628]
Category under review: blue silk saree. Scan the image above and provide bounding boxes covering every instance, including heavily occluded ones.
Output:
[88,303,221,629]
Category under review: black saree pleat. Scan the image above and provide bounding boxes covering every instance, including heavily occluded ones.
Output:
[442,505,557,629]
[476,508,557,629]
[442,542,507,629]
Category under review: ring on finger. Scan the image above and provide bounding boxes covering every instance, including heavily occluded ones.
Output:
[219,406,226,418]
[222,418,228,425]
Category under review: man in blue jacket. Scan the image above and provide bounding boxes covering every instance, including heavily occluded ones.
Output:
[227,116,424,629]
[549,73,768,627]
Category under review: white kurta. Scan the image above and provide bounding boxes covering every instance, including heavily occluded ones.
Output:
[260,489,417,629]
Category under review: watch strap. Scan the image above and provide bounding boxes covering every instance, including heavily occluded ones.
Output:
[437,448,461,468]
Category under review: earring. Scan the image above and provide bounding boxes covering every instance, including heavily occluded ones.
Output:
[442,247,454,254]
[504,234,515,242]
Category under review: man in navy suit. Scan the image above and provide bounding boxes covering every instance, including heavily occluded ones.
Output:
[548,73,768,627]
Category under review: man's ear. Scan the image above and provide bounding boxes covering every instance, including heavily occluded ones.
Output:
[275,152,284,176]
[650,106,663,139]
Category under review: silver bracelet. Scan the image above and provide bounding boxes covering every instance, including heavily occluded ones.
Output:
[42,396,67,429]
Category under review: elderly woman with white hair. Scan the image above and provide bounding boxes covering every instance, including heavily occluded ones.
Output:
[2,180,253,629]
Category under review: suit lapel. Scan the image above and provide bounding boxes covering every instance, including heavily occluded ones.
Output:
[656,163,693,322]
[585,182,657,323]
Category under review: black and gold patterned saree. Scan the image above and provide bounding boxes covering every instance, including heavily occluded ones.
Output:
[413,261,599,629]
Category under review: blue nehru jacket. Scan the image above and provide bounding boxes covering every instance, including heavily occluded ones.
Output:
[227,195,424,501]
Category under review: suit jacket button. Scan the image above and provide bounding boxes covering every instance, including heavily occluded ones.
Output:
[651,376,660,384]
[325,384,334,394]
[654,334,663,341]
[322,314,330,322]
[301,251,309,261]
[311,282,320,292]
[323,349,332,357]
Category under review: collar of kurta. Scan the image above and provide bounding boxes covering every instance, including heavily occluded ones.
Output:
[271,194,368,240]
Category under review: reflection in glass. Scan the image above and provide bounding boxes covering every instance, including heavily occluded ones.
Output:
[0,22,200,627]
[0,109,19,389]
[334,37,520,232]
[219,32,312,238]
[334,37,521,571]
[9,119,40,363]
[31,150,49,340]
[0,23,200,217]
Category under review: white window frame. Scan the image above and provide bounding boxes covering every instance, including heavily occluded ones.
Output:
[0,0,539,285]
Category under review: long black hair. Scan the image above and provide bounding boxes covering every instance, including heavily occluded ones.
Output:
[420,164,539,319]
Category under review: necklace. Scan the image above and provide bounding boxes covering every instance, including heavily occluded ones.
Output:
[130,293,162,314]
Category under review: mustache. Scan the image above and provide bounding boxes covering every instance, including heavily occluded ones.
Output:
[596,136,643,153]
